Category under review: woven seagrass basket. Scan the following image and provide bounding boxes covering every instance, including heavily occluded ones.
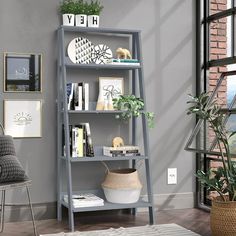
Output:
[101,168,142,204]
[210,197,236,236]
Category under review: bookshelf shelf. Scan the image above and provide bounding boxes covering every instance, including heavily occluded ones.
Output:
[60,189,151,213]
[60,189,150,213]
[65,57,141,70]
[61,198,151,212]
[67,110,124,114]
[60,25,140,35]
[57,26,155,231]
[60,155,148,162]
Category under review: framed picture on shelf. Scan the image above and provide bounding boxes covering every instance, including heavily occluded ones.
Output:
[4,100,42,138]
[96,77,124,110]
[4,52,42,92]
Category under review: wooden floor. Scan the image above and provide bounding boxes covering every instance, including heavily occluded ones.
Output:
[1,208,211,236]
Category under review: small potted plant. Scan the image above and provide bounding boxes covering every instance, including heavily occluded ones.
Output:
[112,95,154,128]
[187,92,236,235]
[60,0,76,26]
[75,0,89,27]
[87,0,104,28]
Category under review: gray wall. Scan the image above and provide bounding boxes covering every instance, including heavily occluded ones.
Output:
[0,0,195,219]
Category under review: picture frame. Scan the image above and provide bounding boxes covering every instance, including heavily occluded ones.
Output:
[4,52,42,92]
[99,77,124,100]
[96,77,124,110]
[4,100,42,138]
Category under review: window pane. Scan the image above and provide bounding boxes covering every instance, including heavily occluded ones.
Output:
[208,69,236,154]
[208,66,228,107]
[209,0,232,15]
[209,16,232,60]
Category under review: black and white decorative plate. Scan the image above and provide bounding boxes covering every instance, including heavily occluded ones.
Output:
[67,37,94,64]
[91,44,113,64]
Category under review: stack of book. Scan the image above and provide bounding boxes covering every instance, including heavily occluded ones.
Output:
[63,193,104,208]
[107,58,140,66]
[67,82,89,111]
[63,123,94,157]
[103,145,141,157]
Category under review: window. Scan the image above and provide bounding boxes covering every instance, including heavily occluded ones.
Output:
[195,0,236,208]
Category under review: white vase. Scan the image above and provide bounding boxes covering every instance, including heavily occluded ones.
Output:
[62,14,75,26]
[96,92,104,110]
[108,95,114,110]
[88,15,99,27]
[75,14,87,27]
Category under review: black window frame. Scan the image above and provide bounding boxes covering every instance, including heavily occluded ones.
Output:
[196,0,236,209]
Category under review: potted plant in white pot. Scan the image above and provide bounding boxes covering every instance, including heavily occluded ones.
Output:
[87,0,103,28]
[60,0,76,26]
[187,92,236,236]
[74,0,89,27]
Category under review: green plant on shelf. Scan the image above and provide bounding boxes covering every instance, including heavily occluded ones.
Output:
[87,0,104,15]
[113,95,154,128]
[74,0,89,15]
[59,0,77,14]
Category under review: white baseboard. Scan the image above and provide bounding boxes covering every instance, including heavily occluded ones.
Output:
[138,192,195,212]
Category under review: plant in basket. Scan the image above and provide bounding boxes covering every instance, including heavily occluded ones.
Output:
[187,92,236,236]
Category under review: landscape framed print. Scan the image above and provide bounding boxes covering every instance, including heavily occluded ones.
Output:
[4,100,42,138]
[4,52,42,92]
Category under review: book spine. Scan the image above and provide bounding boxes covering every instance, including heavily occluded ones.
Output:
[78,85,83,110]
[69,125,72,156]
[67,83,74,110]
[85,123,94,157]
[82,124,86,156]
[72,127,77,157]
[75,84,83,111]
[77,126,84,157]
[103,150,141,157]
[109,62,140,66]
[103,149,124,156]
[84,83,89,111]
[78,82,84,110]
[73,83,78,110]
[112,59,139,63]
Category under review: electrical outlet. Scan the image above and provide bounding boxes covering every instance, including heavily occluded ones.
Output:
[167,168,177,185]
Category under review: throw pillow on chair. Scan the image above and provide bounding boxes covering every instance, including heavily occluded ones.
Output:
[0,135,28,182]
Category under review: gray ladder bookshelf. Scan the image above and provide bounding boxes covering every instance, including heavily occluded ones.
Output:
[57,25,155,231]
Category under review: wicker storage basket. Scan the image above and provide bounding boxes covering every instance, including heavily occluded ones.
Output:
[211,197,236,236]
[102,168,142,204]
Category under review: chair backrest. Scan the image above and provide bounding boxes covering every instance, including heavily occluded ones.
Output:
[0,125,16,157]
[0,124,4,135]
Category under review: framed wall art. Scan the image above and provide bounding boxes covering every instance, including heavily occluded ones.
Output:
[4,52,42,92]
[96,77,124,110]
[4,100,42,138]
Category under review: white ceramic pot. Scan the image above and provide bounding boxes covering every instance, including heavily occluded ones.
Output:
[75,14,87,27]
[88,15,99,27]
[62,14,75,26]
[102,168,142,204]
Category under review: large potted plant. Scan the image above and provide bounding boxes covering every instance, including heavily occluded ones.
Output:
[87,0,103,27]
[60,0,76,26]
[187,92,236,236]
